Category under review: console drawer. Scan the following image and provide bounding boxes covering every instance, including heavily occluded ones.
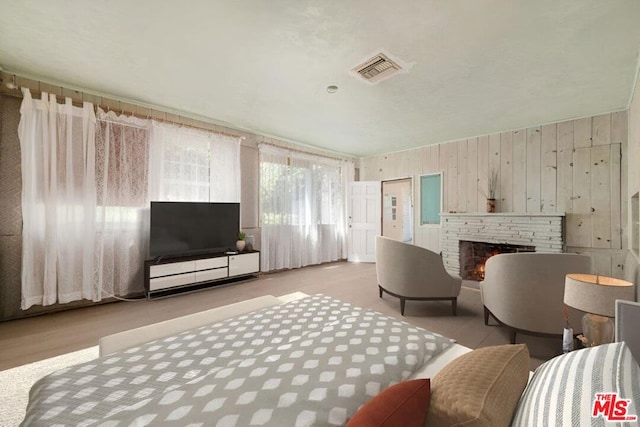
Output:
[149,272,196,291]
[195,257,228,270]
[149,261,196,278]
[195,268,228,283]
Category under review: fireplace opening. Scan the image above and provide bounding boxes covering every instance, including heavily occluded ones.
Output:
[459,240,535,281]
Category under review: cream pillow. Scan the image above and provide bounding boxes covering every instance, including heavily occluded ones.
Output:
[425,344,530,427]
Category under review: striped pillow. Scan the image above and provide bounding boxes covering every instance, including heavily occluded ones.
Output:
[511,342,640,426]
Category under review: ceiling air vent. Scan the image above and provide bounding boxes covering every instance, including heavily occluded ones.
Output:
[352,53,402,84]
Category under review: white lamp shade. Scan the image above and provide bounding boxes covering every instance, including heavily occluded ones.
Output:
[564,274,635,317]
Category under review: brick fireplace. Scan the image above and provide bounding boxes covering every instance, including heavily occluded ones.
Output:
[440,213,565,276]
[458,240,535,281]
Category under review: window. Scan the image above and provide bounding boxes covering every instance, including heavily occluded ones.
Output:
[161,135,211,201]
[420,173,442,225]
[150,121,240,203]
[260,154,344,227]
[95,118,150,231]
[258,145,353,271]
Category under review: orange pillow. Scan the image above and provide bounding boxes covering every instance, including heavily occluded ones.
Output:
[347,379,431,427]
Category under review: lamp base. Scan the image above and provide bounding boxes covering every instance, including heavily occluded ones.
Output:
[582,313,614,347]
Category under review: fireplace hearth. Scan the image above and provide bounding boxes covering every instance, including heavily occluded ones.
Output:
[459,240,534,281]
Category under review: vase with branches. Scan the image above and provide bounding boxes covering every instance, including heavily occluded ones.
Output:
[483,169,499,212]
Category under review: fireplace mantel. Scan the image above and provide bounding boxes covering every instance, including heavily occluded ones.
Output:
[440,213,565,276]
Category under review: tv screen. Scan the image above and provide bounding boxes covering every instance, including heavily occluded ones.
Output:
[150,202,239,258]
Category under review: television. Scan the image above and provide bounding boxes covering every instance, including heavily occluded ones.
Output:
[149,201,239,258]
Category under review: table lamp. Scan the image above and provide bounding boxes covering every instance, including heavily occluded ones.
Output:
[564,273,635,346]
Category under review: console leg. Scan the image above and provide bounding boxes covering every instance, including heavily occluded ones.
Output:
[510,329,517,344]
[483,306,490,325]
[378,286,383,298]
[451,298,457,316]
[400,298,406,316]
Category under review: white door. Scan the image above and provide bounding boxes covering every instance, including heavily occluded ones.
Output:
[348,181,381,262]
[382,178,413,243]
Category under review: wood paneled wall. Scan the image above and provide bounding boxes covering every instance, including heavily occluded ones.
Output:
[360,111,628,277]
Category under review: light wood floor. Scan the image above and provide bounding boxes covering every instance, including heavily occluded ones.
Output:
[0,261,561,371]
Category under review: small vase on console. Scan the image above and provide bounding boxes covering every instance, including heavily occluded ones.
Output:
[245,235,254,251]
[236,231,246,251]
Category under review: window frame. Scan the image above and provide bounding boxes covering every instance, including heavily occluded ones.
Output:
[419,172,443,226]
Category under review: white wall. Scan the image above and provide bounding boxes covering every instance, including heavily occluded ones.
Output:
[360,112,628,277]
[624,72,640,300]
[628,73,640,257]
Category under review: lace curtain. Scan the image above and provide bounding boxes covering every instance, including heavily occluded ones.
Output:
[19,89,98,309]
[149,121,241,202]
[259,145,353,271]
[95,109,150,298]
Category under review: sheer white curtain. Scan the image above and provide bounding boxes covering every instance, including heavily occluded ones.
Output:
[95,109,150,298]
[149,122,241,202]
[19,89,97,309]
[19,96,241,309]
[259,145,353,271]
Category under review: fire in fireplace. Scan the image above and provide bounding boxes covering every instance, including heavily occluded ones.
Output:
[459,240,535,281]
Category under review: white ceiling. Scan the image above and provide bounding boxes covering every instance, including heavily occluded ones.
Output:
[1,1,640,157]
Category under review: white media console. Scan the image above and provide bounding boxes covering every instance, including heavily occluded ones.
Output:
[144,251,260,299]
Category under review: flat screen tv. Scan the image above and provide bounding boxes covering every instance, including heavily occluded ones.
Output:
[149,201,239,258]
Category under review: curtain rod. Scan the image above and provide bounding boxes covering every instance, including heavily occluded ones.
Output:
[1,84,246,141]
[1,88,87,107]
[98,104,246,140]
[258,141,353,163]
[98,117,148,130]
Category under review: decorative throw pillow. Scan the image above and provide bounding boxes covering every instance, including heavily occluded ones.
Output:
[425,344,530,427]
[346,379,431,427]
[511,341,640,426]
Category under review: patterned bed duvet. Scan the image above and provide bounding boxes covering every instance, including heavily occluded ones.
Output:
[22,294,453,426]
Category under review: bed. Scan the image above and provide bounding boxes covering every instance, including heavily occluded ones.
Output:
[21,293,640,426]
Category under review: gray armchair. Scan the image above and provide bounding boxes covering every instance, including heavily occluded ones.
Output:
[375,236,462,316]
[480,252,591,343]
